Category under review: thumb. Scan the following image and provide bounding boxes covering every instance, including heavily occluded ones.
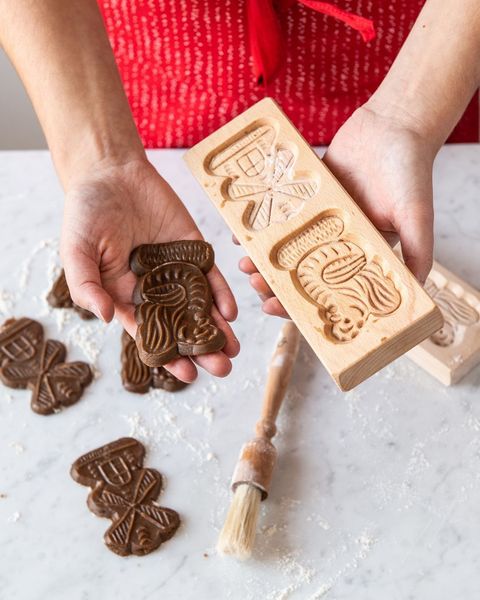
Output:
[395,202,433,285]
[62,248,115,322]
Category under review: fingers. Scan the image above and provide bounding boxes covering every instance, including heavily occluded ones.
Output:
[250,273,274,301]
[114,299,238,380]
[207,265,238,322]
[232,234,240,245]
[262,297,290,319]
[62,248,115,322]
[192,351,232,377]
[382,231,400,248]
[211,305,240,358]
[238,256,257,274]
[395,203,433,285]
[163,303,239,379]
[114,301,137,337]
[239,255,286,310]
[115,301,199,383]
[239,256,275,298]
[163,356,198,383]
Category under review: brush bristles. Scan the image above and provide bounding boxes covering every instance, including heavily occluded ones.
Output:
[216,483,262,560]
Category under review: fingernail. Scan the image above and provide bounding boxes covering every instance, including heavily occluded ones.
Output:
[89,303,103,321]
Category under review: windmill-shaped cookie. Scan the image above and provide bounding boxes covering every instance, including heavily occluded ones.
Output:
[0,317,92,415]
[71,437,180,556]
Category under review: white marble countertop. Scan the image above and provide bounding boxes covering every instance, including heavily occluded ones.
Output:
[0,145,479,600]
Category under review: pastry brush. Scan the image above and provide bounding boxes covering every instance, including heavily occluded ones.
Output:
[217,320,300,559]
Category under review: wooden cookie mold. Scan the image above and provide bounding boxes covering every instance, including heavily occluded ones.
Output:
[184,98,442,390]
[407,261,480,385]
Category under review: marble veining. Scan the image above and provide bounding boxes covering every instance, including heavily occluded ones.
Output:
[0,146,479,599]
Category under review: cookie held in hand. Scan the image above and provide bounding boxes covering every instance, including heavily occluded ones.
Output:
[121,330,187,393]
[47,269,95,320]
[71,437,180,557]
[130,241,226,367]
[0,317,92,415]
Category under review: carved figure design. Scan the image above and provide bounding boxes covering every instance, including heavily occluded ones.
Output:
[130,241,225,367]
[71,438,180,556]
[273,216,401,341]
[424,279,479,346]
[208,125,318,230]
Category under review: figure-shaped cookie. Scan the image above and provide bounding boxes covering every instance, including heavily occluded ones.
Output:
[0,317,92,415]
[71,437,180,556]
[47,269,95,320]
[130,241,225,367]
[121,330,187,393]
[273,216,401,341]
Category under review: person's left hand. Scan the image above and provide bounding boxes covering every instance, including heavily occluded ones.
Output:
[61,156,239,382]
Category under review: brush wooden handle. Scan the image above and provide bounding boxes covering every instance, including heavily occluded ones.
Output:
[255,321,300,441]
[232,321,300,498]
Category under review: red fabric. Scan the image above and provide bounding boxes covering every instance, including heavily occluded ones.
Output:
[249,0,376,84]
[98,0,479,148]
[295,0,375,42]
[247,0,285,84]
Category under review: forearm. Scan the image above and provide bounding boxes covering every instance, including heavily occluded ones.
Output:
[0,0,145,188]
[367,0,480,150]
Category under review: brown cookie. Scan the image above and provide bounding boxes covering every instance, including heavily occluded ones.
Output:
[121,330,187,393]
[129,241,226,367]
[71,437,180,557]
[130,240,215,275]
[0,317,44,365]
[0,317,92,415]
[47,269,95,320]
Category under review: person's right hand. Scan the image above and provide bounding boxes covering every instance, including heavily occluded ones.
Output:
[60,157,239,383]
[237,102,436,318]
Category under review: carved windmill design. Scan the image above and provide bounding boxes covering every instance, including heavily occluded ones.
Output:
[209,125,318,231]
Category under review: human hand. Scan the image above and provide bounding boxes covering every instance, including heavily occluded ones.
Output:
[60,157,239,382]
[238,103,435,318]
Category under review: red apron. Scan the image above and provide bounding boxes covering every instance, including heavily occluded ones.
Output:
[98,0,479,148]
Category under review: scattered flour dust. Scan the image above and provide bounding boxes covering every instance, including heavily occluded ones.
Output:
[0,289,15,316]
[305,529,377,600]
[8,512,21,523]
[2,239,387,600]
[123,388,216,464]
[66,323,105,366]
[192,402,215,424]
[267,552,315,600]
[306,513,331,531]
[18,238,58,294]
[0,237,60,318]
[9,442,25,455]
[54,308,72,333]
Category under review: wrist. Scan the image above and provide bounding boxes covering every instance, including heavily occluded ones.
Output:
[364,90,443,154]
[53,123,146,190]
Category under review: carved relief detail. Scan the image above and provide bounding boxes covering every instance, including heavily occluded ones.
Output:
[208,125,318,231]
[424,279,479,346]
[71,438,180,557]
[273,216,402,342]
